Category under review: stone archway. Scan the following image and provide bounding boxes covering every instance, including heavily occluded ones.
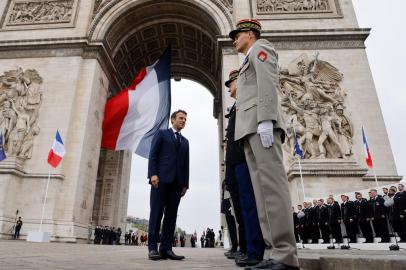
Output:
[89,0,233,233]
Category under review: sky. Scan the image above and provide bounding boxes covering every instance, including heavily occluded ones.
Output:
[127,0,406,235]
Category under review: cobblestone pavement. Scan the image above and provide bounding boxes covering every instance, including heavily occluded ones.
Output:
[2,240,406,270]
[0,240,239,270]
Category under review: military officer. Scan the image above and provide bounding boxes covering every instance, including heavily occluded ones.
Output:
[229,19,299,270]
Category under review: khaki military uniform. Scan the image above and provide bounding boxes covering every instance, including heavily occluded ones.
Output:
[235,39,299,267]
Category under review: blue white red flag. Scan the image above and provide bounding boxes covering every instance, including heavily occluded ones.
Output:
[362,126,373,168]
[0,131,6,162]
[48,130,66,168]
[101,47,171,158]
[293,128,303,159]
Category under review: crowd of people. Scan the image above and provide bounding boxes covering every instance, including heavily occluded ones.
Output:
[200,228,216,248]
[124,231,148,246]
[93,226,122,245]
[293,184,406,245]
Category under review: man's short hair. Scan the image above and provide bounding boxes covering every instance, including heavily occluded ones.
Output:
[251,30,261,40]
[171,109,187,121]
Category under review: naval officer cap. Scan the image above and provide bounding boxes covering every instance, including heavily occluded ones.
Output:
[225,69,239,87]
[229,19,262,41]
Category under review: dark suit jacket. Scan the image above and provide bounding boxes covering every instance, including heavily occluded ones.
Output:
[148,128,189,188]
[328,203,342,224]
[368,196,387,219]
[354,198,369,221]
[341,201,356,222]
[225,103,246,166]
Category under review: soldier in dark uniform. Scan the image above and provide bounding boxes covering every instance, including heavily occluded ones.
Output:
[13,217,23,240]
[317,199,330,244]
[340,195,357,243]
[368,189,390,242]
[310,200,320,244]
[394,184,406,242]
[302,202,311,243]
[327,197,343,243]
[297,204,306,243]
[224,70,264,266]
[354,192,373,243]
[292,207,299,243]
[221,180,238,255]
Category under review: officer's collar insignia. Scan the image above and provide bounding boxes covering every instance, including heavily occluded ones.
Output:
[257,50,267,62]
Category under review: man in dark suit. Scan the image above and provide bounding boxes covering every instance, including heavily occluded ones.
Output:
[147,110,189,260]
[317,199,330,244]
[340,195,357,243]
[354,192,373,243]
[327,197,343,243]
[394,184,406,242]
[368,189,390,242]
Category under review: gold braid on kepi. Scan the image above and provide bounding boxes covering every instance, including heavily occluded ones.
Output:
[225,69,239,87]
[229,19,262,41]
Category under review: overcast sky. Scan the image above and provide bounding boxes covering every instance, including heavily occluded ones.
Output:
[127,0,406,235]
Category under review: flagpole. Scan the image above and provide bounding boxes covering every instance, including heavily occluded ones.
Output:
[297,156,306,201]
[372,167,380,190]
[39,167,51,232]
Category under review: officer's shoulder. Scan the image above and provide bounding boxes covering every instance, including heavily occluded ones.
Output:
[254,39,276,52]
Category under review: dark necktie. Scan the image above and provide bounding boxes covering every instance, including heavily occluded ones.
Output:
[175,132,181,148]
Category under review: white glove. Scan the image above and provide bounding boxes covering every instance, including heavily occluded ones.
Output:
[257,120,274,148]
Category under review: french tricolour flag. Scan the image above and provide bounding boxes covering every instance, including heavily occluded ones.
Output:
[101,47,171,158]
[48,130,66,168]
[362,126,373,168]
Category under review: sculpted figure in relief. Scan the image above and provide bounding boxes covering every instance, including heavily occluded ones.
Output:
[0,68,43,159]
[278,53,353,160]
[257,0,330,14]
[8,0,74,25]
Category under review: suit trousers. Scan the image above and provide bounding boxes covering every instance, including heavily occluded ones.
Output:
[344,220,357,242]
[229,186,247,253]
[358,219,373,242]
[225,208,238,250]
[244,131,299,267]
[235,161,265,259]
[148,181,182,252]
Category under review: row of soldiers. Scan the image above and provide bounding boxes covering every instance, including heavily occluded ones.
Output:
[93,226,122,245]
[293,184,406,244]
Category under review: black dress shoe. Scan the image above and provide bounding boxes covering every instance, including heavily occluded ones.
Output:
[160,250,185,260]
[246,259,300,270]
[148,250,161,261]
[235,254,261,267]
[224,249,237,257]
[227,251,243,259]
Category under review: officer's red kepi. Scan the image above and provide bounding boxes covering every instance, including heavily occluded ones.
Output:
[229,19,262,41]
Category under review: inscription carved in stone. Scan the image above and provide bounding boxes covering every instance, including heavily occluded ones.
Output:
[257,0,331,14]
[0,68,43,159]
[279,53,353,160]
[6,0,74,25]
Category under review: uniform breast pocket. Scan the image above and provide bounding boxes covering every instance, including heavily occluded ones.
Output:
[241,97,258,111]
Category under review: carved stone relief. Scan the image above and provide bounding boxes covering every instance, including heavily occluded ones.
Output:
[251,0,342,19]
[1,0,79,29]
[279,53,353,160]
[257,0,331,14]
[0,68,43,159]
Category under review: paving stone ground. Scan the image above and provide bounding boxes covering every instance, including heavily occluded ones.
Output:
[1,240,406,270]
